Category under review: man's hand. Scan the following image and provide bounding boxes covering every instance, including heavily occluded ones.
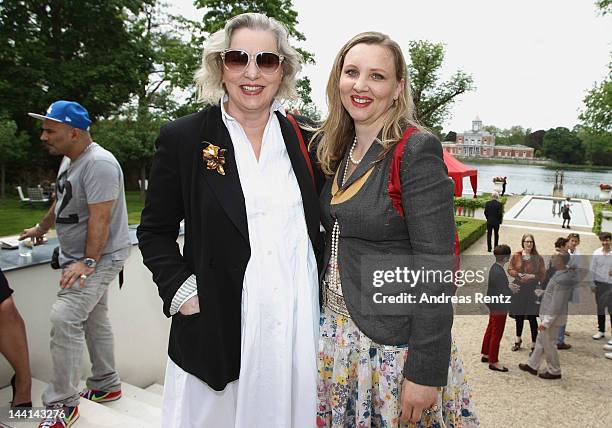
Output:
[19,224,46,245]
[534,288,545,297]
[400,379,438,423]
[60,261,95,289]
[179,295,200,315]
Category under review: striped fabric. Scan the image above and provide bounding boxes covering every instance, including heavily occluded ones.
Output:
[169,274,198,315]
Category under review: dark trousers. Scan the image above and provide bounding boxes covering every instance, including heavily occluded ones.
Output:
[562,215,571,228]
[595,281,612,333]
[515,314,538,343]
[486,223,500,251]
[481,312,507,363]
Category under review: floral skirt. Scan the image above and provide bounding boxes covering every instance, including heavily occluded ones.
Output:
[316,307,479,428]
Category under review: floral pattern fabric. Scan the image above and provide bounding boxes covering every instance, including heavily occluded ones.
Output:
[317,307,480,428]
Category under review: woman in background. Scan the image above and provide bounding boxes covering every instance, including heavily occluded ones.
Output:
[481,244,512,372]
[0,267,32,408]
[508,233,546,353]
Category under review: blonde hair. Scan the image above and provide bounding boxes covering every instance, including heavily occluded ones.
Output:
[194,13,302,104]
[313,31,426,175]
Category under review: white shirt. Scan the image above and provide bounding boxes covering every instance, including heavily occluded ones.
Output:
[163,98,319,428]
[591,247,612,285]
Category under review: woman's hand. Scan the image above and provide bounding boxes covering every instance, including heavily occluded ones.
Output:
[400,379,438,423]
[179,295,200,315]
[509,283,520,294]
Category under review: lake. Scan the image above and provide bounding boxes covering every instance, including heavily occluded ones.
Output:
[459,162,612,199]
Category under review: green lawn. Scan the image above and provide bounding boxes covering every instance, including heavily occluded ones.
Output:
[0,191,144,237]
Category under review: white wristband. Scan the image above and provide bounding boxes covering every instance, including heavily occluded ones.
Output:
[36,223,48,234]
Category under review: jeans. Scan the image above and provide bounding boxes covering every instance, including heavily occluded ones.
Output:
[556,324,566,345]
[42,257,124,407]
[595,281,612,333]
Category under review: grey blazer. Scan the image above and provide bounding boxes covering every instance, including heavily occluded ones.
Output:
[539,269,576,327]
[320,131,456,387]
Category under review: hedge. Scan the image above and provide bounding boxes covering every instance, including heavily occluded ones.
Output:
[454,195,507,210]
[592,202,607,235]
[456,217,487,252]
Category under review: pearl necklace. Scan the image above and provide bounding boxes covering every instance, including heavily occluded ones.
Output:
[349,136,363,165]
[328,157,351,294]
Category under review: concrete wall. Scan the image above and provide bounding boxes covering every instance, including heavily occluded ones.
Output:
[1,240,177,389]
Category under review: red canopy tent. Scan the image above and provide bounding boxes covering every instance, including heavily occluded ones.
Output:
[443,149,478,197]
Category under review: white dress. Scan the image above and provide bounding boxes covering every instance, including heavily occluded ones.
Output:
[161,99,320,428]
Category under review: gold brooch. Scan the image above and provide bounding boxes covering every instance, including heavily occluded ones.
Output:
[202,142,226,175]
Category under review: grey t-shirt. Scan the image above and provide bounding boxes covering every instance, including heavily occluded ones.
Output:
[54,143,130,265]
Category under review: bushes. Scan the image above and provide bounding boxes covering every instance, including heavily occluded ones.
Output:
[456,217,487,252]
[592,202,608,235]
[454,195,507,210]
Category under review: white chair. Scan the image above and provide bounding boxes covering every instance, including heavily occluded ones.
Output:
[16,186,30,204]
[27,186,50,205]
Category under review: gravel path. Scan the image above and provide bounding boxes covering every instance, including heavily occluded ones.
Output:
[453,196,611,427]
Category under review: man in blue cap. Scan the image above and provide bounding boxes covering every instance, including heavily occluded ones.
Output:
[20,101,130,428]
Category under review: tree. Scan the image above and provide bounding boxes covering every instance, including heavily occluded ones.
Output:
[93,109,161,201]
[444,131,457,142]
[482,125,527,146]
[542,127,585,164]
[0,0,152,130]
[578,127,612,165]
[596,0,612,15]
[505,126,527,146]
[577,73,611,166]
[526,130,546,151]
[105,2,202,199]
[407,40,475,130]
[0,117,28,198]
[579,80,612,133]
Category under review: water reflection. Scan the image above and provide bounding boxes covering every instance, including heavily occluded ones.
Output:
[461,163,612,199]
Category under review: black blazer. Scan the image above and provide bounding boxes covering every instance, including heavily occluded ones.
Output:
[484,199,503,225]
[486,263,511,312]
[137,105,323,391]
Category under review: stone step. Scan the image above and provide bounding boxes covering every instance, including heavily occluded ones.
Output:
[77,381,161,426]
[144,383,164,396]
[0,378,152,428]
[119,383,162,408]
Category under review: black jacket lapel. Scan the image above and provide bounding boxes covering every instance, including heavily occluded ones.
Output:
[198,106,249,243]
[276,112,320,246]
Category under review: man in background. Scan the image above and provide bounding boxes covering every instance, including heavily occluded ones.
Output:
[591,232,612,362]
[484,192,503,252]
[19,100,130,428]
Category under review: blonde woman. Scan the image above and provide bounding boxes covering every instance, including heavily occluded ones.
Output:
[314,32,478,427]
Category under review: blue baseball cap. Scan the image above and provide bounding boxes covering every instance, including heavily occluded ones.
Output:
[28,100,91,131]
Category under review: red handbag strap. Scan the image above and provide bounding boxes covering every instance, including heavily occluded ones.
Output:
[388,127,418,218]
[287,114,315,186]
[388,127,461,260]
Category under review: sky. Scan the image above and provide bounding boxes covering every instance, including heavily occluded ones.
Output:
[172,0,611,134]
